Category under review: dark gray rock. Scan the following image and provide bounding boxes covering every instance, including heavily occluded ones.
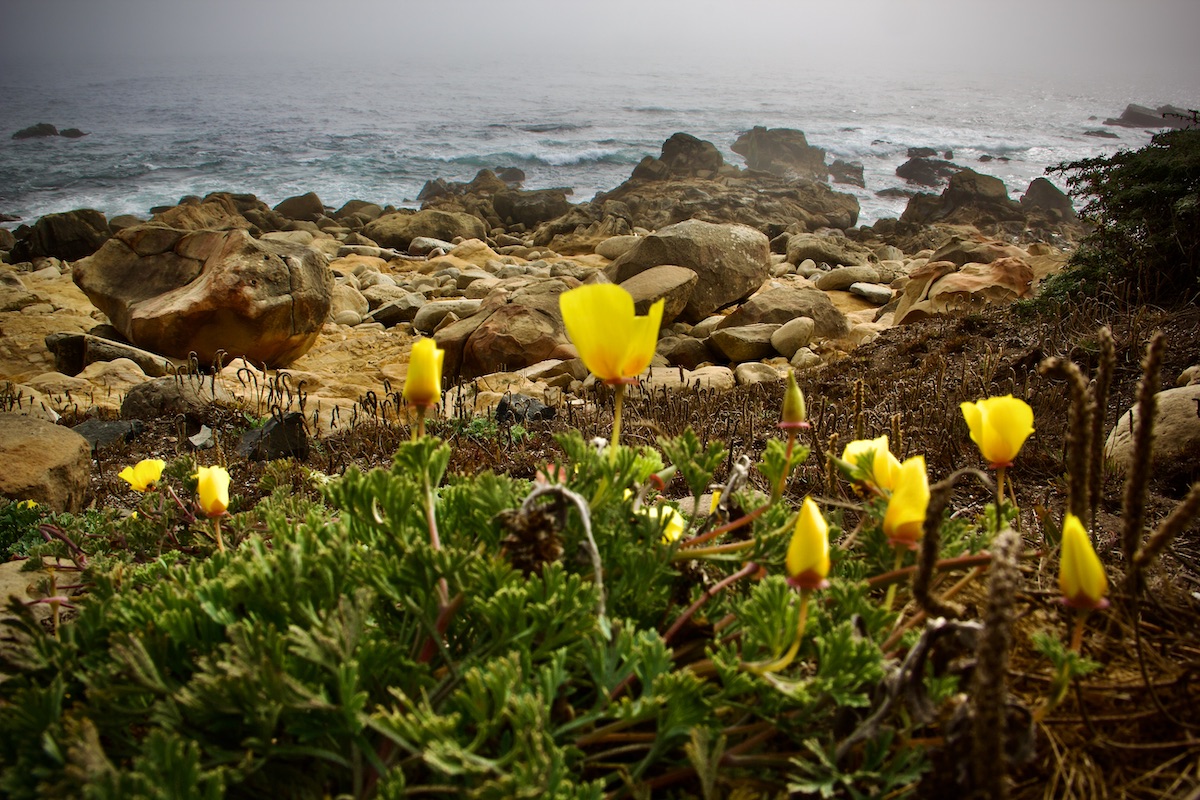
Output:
[237,412,309,461]
[495,393,556,423]
[70,419,145,451]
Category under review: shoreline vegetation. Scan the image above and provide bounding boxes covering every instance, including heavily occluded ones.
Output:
[1,118,1199,798]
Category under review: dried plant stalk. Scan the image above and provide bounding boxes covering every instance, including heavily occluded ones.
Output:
[1131,482,1200,580]
[971,526,1022,800]
[1039,357,1092,523]
[1089,327,1116,528]
[1121,333,1165,594]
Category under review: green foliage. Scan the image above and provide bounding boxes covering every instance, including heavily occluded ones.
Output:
[1044,118,1200,305]
[0,500,45,558]
[1,421,1038,798]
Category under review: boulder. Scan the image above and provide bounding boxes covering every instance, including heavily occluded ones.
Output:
[770,316,816,359]
[657,336,715,370]
[929,237,1028,268]
[1020,177,1077,222]
[709,324,780,363]
[607,219,770,322]
[895,258,1034,324]
[619,265,698,325]
[120,375,239,424]
[0,413,91,512]
[731,127,827,181]
[785,233,872,267]
[1105,384,1200,487]
[11,209,111,262]
[237,412,309,461]
[44,332,181,377]
[849,282,895,305]
[829,159,865,187]
[363,210,487,250]
[462,303,563,376]
[734,362,784,385]
[717,286,849,339]
[73,226,332,367]
[273,192,326,222]
[492,189,574,228]
[814,265,881,292]
[640,364,736,392]
[901,169,1024,228]
[595,235,642,261]
[654,132,726,177]
[896,157,961,187]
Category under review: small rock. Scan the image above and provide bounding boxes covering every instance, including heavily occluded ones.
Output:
[237,412,309,461]
[495,393,557,423]
[70,419,144,451]
[734,362,783,385]
[770,317,816,359]
[848,282,895,305]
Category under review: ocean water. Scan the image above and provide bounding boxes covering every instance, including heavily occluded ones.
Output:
[0,55,1192,231]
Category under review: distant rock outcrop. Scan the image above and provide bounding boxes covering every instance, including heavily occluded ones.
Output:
[731,127,828,182]
[11,209,111,262]
[11,123,88,139]
[1103,103,1196,130]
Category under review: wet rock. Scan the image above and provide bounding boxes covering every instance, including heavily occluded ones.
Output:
[11,209,111,262]
[731,127,827,181]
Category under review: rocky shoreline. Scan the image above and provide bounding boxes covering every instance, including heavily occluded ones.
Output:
[1,127,1093,510]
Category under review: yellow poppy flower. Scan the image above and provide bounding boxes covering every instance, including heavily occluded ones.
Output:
[643,504,687,544]
[403,337,445,409]
[841,435,901,491]
[780,369,808,429]
[118,459,166,492]
[195,465,231,518]
[786,497,831,590]
[1058,513,1108,609]
[559,284,664,384]
[883,455,930,548]
[960,395,1034,468]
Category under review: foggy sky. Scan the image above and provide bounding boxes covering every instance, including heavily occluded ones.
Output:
[2,0,1199,87]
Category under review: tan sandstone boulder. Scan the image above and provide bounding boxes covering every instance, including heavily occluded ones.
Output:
[73,226,333,367]
[0,413,91,512]
[607,219,770,322]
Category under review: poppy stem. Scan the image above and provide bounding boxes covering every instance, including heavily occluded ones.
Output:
[414,406,426,441]
[1069,609,1087,653]
[995,466,1007,530]
[213,517,226,554]
[749,588,812,675]
[610,383,625,457]
[883,548,905,611]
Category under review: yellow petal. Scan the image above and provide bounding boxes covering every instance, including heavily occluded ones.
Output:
[560,284,662,383]
[787,497,830,589]
[841,435,898,489]
[883,455,929,547]
[119,459,166,492]
[195,465,231,517]
[403,337,444,409]
[1059,513,1108,608]
[962,395,1034,467]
